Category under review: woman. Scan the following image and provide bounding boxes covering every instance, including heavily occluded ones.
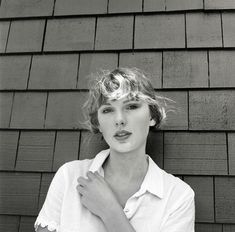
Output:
[35,68,195,232]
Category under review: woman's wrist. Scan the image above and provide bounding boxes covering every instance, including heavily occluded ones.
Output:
[100,202,123,223]
[101,205,136,232]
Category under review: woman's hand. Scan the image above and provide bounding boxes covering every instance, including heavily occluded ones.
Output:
[77,171,121,220]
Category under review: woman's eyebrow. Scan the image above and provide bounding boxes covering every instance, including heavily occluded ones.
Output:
[101,102,111,106]
[123,99,139,104]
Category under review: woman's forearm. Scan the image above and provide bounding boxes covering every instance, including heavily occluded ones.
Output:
[101,206,136,232]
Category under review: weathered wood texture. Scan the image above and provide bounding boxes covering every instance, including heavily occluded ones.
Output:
[0,0,235,230]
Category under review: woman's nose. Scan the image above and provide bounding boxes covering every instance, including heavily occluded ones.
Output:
[115,111,126,127]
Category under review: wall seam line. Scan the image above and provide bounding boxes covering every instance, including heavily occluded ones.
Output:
[14,130,21,170]
[4,20,12,53]
[78,130,82,160]
[53,0,57,16]
[51,131,57,171]
[41,19,48,52]
[132,15,136,51]
[8,91,15,128]
[43,91,49,129]
[107,0,109,13]
[207,50,210,87]
[76,53,80,89]
[26,55,33,89]
[226,132,229,175]
[220,12,224,48]
[93,16,98,50]
[213,176,216,223]
[184,13,187,48]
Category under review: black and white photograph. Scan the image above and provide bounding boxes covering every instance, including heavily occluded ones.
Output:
[0,0,235,232]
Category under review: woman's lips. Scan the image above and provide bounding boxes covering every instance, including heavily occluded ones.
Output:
[114,131,132,141]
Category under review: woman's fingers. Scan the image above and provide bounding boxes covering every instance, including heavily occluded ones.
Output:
[94,171,103,180]
[77,176,88,186]
[86,171,96,181]
[76,184,85,195]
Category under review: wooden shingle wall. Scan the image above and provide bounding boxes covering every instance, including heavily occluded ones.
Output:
[0,0,235,231]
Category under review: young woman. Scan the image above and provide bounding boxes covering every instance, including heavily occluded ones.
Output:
[35,68,195,232]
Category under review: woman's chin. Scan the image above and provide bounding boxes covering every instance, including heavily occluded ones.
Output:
[110,144,137,154]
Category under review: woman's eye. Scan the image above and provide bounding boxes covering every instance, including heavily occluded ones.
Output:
[126,104,140,110]
[102,108,113,114]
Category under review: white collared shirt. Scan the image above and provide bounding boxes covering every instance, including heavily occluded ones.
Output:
[35,149,195,232]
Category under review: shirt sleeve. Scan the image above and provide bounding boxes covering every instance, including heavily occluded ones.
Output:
[34,164,67,232]
[160,190,195,232]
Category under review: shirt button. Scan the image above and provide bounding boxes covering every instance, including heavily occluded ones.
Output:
[124,209,129,213]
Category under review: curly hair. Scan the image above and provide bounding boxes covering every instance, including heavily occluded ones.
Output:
[83,67,172,133]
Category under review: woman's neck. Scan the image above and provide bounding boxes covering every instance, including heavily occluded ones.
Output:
[103,148,149,181]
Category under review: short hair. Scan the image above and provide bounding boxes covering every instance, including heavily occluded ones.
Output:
[83,67,172,133]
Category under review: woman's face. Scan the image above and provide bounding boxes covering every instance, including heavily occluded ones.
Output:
[97,96,156,154]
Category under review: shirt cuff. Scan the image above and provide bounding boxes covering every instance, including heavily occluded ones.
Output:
[34,216,59,232]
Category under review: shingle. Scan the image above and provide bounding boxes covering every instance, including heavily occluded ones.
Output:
[0,21,10,53]
[184,177,214,222]
[79,131,108,160]
[53,131,80,171]
[0,55,31,89]
[29,54,78,89]
[209,51,235,87]
[163,51,208,88]
[119,52,162,89]
[6,20,45,53]
[186,13,222,48]
[108,0,142,13]
[19,216,37,232]
[205,0,235,10]
[222,13,235,47]
[195,223,222,232]
[143,0,165,12]
[95,16,133,50]
[45,92,88,129]
[135,14,185,49]
[223,224,235,232]
[0,92,13,128]
[54,0,107,15]
[164,132,227,175]
[10,92,47,129]
[0,215,19,232]
[146,131,163,168]
[38,173,54,210]
[166,0,203,11]
[0,172,40,215]
[160,91,188,130]
[0,0,54,18]
[215,177,235,223]
[0,131,19,170]
[44,18,96,51]
[228,133,235,175]
[77,53,118,89]
[16,131,55,171]
[189,91,235,130]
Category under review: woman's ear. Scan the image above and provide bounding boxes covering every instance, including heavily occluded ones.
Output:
[149,118,156,127]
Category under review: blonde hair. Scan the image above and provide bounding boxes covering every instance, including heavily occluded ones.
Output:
[83,67,172,133]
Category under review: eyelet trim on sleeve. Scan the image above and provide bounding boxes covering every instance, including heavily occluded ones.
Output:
[34,217,59,232]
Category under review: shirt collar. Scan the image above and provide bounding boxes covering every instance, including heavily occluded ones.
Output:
[89,149,164,199]
[89,149,110,175]
[139,155,164,199]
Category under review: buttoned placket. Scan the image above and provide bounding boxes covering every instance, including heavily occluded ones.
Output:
[99,166,146,220]
[123,189,146,219]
